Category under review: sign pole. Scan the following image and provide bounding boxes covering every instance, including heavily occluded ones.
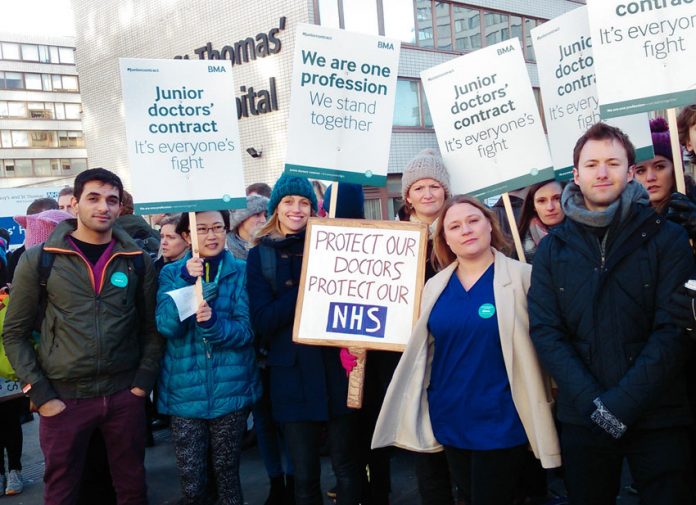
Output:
[188,211,204,305]
[502,193,526,263]
[667,108,686,194]
[328,181,367,409]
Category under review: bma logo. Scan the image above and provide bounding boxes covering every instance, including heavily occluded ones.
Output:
[497,45,515,55]
[378,41,394,50]
[208,65,227,72]
[326,302,387,338]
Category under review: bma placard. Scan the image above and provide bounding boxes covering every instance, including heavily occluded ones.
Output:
[586,0,696,118]
[285,24,400,187]
[532,6,654,179]
[119,58,245,214]
[293,219,427,351]
[421,38,553,199]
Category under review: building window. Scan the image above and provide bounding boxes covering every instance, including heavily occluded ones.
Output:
[393,78,432,129]
[0,71,79,92]
[315,1,544,61]
[0,158,87,178]
[0,42,20,60]
[21,44,39,61]
[25,73,43,91]
[29,102,55,119]
[58,47,75,64]
[58,131,84,148]
[0,130,83,148]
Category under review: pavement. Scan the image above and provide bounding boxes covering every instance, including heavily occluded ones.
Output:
[13,416,641,505]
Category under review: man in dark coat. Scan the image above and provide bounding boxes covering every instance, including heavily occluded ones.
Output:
[528,123,694,505]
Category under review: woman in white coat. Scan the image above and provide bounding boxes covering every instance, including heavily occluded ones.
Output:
[372,195,560,505]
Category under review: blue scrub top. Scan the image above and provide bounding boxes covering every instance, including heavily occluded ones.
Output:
[427,264,527,450]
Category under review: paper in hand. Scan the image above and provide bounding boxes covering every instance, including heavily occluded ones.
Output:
[166,285,198,322]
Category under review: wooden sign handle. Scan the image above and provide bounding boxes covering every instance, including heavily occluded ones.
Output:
[502,192,526,263]
[347,347,367,408]
[667,108,686,194]
[187,211,204,305]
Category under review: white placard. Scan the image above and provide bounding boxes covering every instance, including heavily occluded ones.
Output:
[119,58,246,214]
[421,38,553,199]
[532,6,655,179]
[285,24,400,187]
[586,0,696,118]
[293,219,427,351]
[0,187,62,248]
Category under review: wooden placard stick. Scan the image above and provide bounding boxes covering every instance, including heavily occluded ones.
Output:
[667,108,686,194]
[502,193,526,263]
[187,211,204,305]
[327,181,367,409]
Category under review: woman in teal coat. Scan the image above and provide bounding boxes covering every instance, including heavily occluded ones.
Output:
[156,210,261,505]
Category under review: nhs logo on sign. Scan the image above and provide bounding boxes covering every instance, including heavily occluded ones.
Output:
[326,302,387,338]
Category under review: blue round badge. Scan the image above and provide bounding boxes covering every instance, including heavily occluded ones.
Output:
[478,303,496,319]
[111,272,129,288]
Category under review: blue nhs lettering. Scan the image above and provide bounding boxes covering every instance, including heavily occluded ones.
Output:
[326,302,387,338]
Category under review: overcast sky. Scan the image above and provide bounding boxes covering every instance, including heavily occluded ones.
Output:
[0,0,75,36]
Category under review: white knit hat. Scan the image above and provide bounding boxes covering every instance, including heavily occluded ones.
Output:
[229,195,269,231]
[401,148,451,200]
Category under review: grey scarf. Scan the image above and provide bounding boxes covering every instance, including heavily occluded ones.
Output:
[561,180,649,228]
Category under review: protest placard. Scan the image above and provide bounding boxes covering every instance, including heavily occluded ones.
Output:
[421,38,554,200]
[119,58,246,214]
[284,24,400,186]
[0,187,61,248]
[532,6,654,180]
[586,0,696,118]
[293,218,427,352]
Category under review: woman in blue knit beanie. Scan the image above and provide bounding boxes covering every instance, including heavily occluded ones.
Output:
[246,173,363,505]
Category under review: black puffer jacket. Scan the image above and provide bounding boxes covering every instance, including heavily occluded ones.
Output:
[529,203,693,430]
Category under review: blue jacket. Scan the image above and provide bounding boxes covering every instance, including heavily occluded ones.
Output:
[529,203,693,429]
[247,232,352,423]
[156,251,260,419]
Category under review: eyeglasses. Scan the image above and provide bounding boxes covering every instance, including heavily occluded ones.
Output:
[195,224,226,235]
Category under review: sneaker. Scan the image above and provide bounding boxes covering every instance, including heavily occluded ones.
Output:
[5,470,23,495]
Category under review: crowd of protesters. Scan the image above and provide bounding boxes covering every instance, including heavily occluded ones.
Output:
[0,108,695,505]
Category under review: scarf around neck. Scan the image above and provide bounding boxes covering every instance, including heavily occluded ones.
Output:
[561,180,649,228]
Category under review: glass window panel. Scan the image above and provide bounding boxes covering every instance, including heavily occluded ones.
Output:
[453,6,481,51]
[525,18,537,61]
[416,0,434,48]
[364,199,382,220]
[34,159,51,176]
[58,47,75,64]
[344,0,378,35]
[421,87,433,127]
[29,102,53,119]
[0,131,10,147]
[25,73,42,90]
[393,80,420,127]
[38,45,50,63]
[8,102,26,117]
[435,3,452,50]
[30,131,55,148]
[66,158,87,174]
[42,74,52,91]
[49,46,59,63]
[0,102,7,117]
[21,44,39,61]
[383,0,416,44]
[317,0,340,29]
[5,72,22,89]
[64,103,81,119]
[511,15,522,43]
[11,131,29,147]
[3,160,16,176]
[61,75,78,91]
[55,103,65,120]
[484,12,509,46]
[52,75,62,89]
[14,159,32,177]
[59,131,83,148]
[1,43,20,60]
[50,159,60,171]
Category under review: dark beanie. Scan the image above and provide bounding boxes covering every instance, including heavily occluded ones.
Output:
[650,117,673,162]
[322,183,365,219]
[268,173,318,215]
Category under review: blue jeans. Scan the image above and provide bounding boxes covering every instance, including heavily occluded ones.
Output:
[282,413,362,505]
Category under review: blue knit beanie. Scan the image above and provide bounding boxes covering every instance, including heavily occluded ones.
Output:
[268,173,318,215]
[322,183,365,219]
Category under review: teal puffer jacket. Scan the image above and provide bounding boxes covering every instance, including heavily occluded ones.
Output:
[156,251,260,419]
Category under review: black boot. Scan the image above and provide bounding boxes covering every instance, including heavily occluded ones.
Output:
[264,475,285,505]
[284,475,295,505]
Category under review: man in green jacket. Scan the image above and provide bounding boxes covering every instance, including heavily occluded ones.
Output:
[3,168,163,505]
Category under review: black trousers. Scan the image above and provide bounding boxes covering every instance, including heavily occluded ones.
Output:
[443,444,527,505]
[415,451,453,505]
[0,398,23,473]
[561,423,693,505]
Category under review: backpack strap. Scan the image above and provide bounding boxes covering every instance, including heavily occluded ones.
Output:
[35,246,55,332]
[132,253,145,287]
[258,244,277,296]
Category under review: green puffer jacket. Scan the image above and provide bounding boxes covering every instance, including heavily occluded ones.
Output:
[2,220,163,408]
